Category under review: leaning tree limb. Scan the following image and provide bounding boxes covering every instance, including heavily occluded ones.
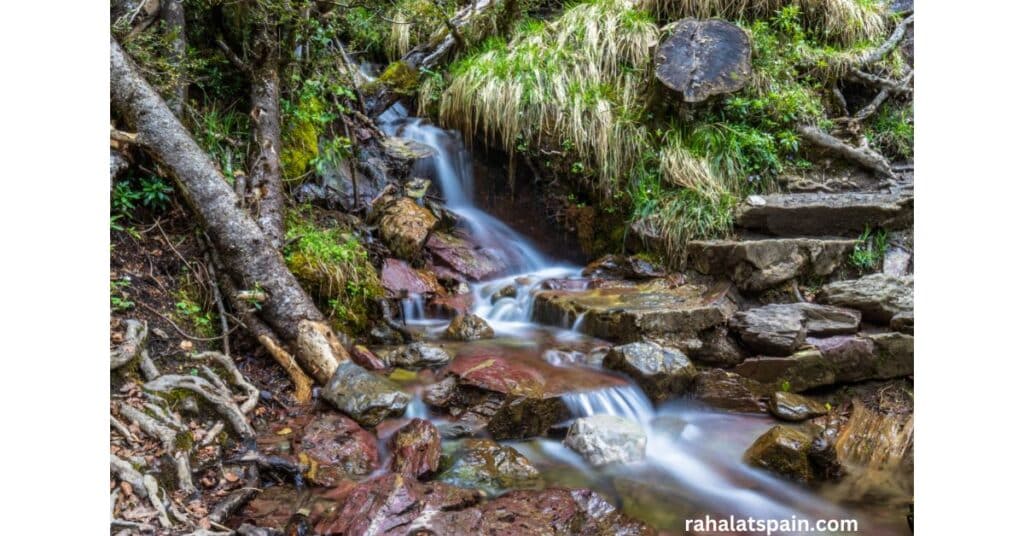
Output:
[796,124,894,178]
[111,36,349,384]
[248,22,287,249]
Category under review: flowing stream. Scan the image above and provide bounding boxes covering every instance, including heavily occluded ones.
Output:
[375,103,903,534]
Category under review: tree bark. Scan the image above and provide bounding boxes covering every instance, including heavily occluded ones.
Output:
[249,24,287,249]
[161,0,187,117]
[111,36,346,384]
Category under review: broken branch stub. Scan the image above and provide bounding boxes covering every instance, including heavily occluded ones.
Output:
[655,19,752,103]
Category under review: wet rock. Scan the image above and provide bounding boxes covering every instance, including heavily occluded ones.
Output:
[686,238,857,292]
[581,254,666,280]
[744,425,816,482]
[655,18,751,103]
[438,438,541,496]
[446,353,625,439]
[423,375,458,407]
[563,415,647,466]
[373,196,438,260]
[729,303,861,355]
[735,191,914,237]
[533,280,737,343]
[426,232,506,281]
[376,342,453,369]
[734,333,913,391]
[314,472,483,535]
[382,136,434,161]
[403,177,431,200]
[891,311,914,334]
[322,362,412,427]
[380,258,441,297]
[769,391,829,422]
[296,412,379,486]
[491,284,517,303]
[690,369,767,412]
[428,291,474,316]
[239,485,350,531]
[603,342,697,402]
[817,273,913,324]
[350,344,387,371]
[444,313,495,341]
[389,418,441,479]
[689,325,746,366]
[370,323,405,345]
[884,246,913,277]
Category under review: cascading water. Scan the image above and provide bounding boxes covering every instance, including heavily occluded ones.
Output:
[369,100,890,533]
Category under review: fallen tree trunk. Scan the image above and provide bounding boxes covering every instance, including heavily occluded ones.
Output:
[110,36,347,384]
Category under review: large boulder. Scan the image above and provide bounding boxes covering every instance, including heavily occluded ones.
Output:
[603,342,697,402]
[437,438,541,496]
[655,18,751,103]
[768,391,829,422]
[444,313,495,341]
[426,231,506,281]
[376,342,453,369]
[533,280,737,343]
[389,418,441,479]
[734,333,913,391]
[729,302,861,355]
[380,258,442,297]
[817,273,913,325]
[686,238,857,292]
[743,425,816,482]
[563,415,647,466]
[374,196,438,260]
[295,412,379,486]
[322,362,412,426]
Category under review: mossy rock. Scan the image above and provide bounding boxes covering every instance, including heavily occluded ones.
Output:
[366,61,420,96]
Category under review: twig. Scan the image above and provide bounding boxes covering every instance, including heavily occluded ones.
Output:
[138,301,230,342]
[216,38,250,74]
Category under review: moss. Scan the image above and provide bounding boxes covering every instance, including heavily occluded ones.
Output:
[281,96,325,181]
[372,61,421,96]
[284,209,384,334]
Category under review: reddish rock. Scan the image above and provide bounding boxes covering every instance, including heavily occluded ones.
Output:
[380,258,441,297]
[350,344,387,371]
[293,412,379,486]
[314,473,483,535]
[429,292,475,316]
[426,232,506,281]
[238,483,356,530]
[691,369,768,413]
[389,418,441,479]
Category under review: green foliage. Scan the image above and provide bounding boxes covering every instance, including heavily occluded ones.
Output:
[281,78,357,181]
[175,288,216,338]
[341,7,389,56]
[866,102,914,160]
[191,107,250,178]
[283,209,383,333]
[111,277,135,312]
[111,175,174,234]
[139,176,174,210]
[850,226,889,271]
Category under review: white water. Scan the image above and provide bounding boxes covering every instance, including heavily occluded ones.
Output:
[373,101,871,533]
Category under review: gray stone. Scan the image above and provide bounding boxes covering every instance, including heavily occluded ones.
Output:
[686,238,857,292]
[563,415,647,467]
[377,342,454,369]
[655,19,751,102]
[322,362,411,427]
[735,192,913,237]
[729,303,860,356]
[603,342,697,402]
[817,273,913,324]
[883,246,912,277]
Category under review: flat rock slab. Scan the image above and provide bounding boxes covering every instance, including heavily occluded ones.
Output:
[817,273,913,325]
[729,302,861,356]
[734,332,913,392]
[532,280,736,342]
[381,258,442,297]
[735,192,913,237]
[686,238,857,292]
[603,342,697,402]
[655,18,751,102]
[564,415,647,466]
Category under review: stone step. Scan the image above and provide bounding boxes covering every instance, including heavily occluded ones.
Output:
[735,191,913,237]
[686,238,858,292]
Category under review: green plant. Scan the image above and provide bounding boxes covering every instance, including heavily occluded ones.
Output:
[139,176,174,210]
[110,277,135,312]
[866,101,914,160]
[850,226,889,270]
[175,296,215,337]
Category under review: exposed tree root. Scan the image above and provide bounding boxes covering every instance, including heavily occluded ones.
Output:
[145,374,255,439]
[797,125,894,179]
[111,319,148,370]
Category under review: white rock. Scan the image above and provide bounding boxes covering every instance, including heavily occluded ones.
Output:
[563,415,646,466]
